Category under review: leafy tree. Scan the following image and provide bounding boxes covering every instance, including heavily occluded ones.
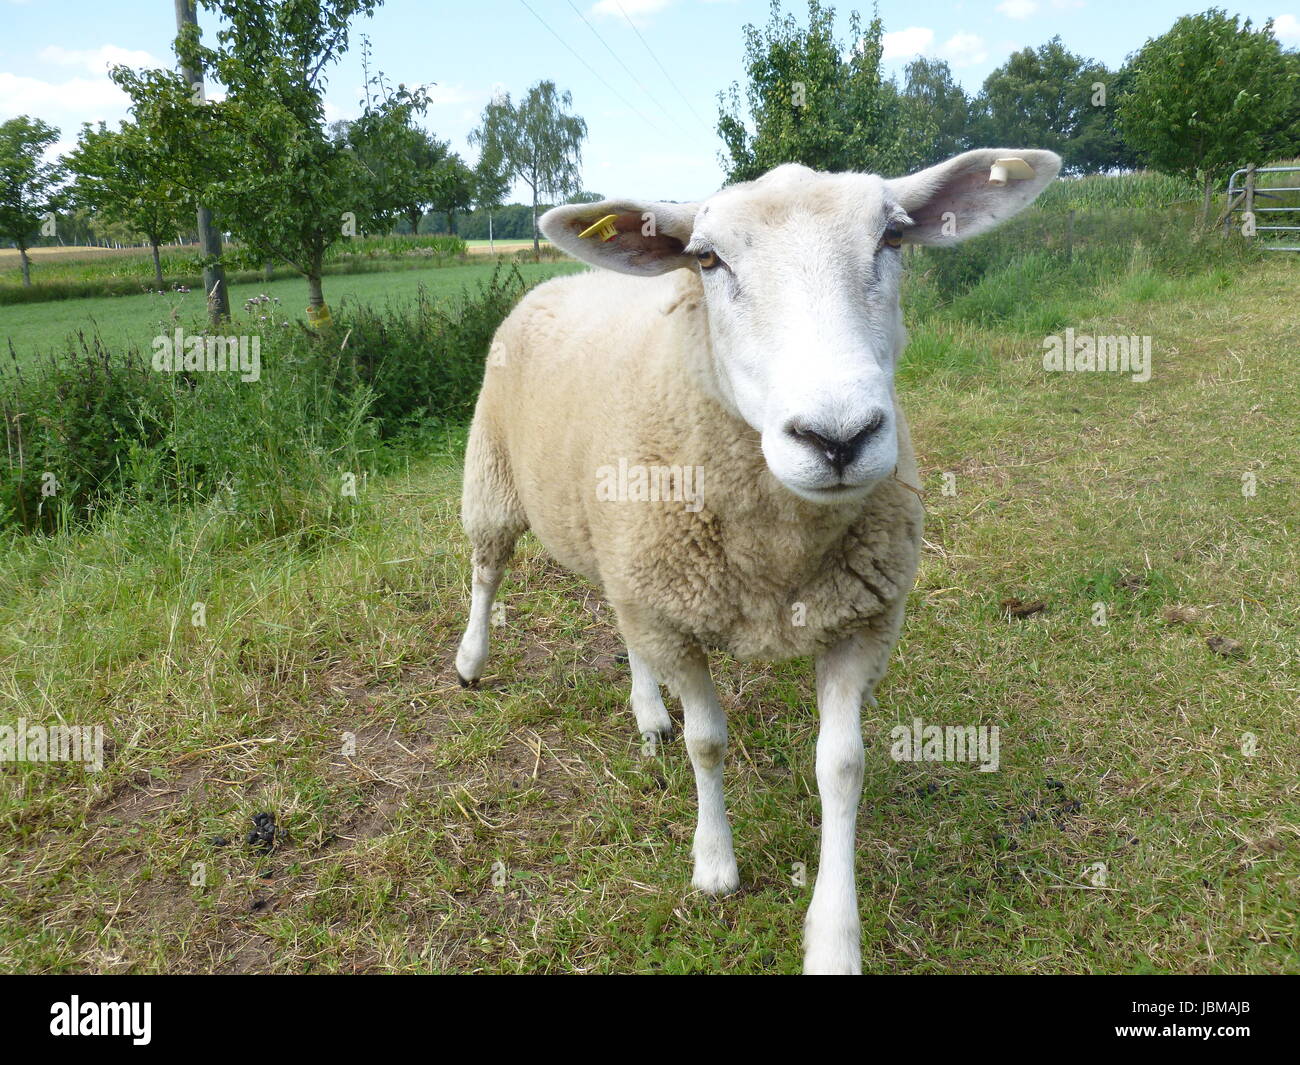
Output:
[469,81,587,256]
[1263,48,1300,160]
[116,0,428,313]
[472,141,512,250]
[716,0,929,182]
[900,57,968,167]
[1118,10,1295,222]
[1076,62,1141,174]
[0,117,64,286]
[344,115,450,236]
[971,37,1126,174]
[67,119,193,286]
[429,153,475,235]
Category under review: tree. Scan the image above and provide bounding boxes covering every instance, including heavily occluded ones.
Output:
[1118,10,1295,223]
[1262,47,1300,161]
[715,0,929,183]
[67,119,192,286]
[0,117,64,287]
[900,57,968,167]
[472,141,512,251]
[116,0,428,314]
[345,116,449,236]
[971,37,1126,174]
[469,81,587,256]
[429,153,475,235]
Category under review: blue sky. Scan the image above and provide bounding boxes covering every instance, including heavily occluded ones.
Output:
[3,0,1298,202]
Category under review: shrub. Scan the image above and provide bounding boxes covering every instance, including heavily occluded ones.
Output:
[329,262,528,436]
[0,263,533,536]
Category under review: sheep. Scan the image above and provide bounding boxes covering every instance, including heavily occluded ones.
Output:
[455,148,1061,974]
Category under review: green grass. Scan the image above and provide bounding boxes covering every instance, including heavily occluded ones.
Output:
[0,254,1296,974]
[0,260,585,365]
[1038,168,1201,211]
[0,234,469,291]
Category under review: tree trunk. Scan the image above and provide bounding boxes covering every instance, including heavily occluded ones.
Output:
[448,208,458,236]
[19,246,31,287]
[264,259,274,282]
[1200,172,1213,228]
[150,240,164,287]
[532,191,540,260]
[307,273,325,309]
[406,208,422,235]
[488,208,494,254]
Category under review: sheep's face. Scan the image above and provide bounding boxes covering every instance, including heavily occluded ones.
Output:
[684,166,907,503]
[541,149,1061,504]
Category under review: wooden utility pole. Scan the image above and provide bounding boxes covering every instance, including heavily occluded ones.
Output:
[174,0,229,322]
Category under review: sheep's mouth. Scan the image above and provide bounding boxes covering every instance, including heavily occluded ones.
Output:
[784,480,876,505]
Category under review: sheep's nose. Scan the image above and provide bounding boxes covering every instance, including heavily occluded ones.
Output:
[787,411,887,475]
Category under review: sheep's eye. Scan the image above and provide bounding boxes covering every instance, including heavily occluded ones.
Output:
[697,250,721,270]
[882,227,904,249]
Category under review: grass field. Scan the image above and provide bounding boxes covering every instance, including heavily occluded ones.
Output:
[0,259,582,362]
[1,252,1295,974]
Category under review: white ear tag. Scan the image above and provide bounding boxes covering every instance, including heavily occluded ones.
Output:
[988,158,1037,186]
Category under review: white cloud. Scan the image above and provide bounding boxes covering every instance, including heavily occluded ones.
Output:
[939,32,989,68]
[996,0,1038,18]
[0,70,130,121]
[590,0,673,21]
[427,83,474,107]
[1273,14,1300,44]
[881,27,935,60]
[38,44,163,75]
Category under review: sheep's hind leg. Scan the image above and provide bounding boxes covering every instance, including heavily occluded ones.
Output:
[454,560,509,687]
[628,648,674,742]
[456,429,524,688]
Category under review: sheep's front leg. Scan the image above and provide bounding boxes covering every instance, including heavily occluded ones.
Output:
[804,633,875,975]
[676,653,738,895]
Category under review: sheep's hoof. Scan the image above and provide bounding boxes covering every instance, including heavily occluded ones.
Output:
[638,722,675,745]
[692,866,741,896]
[457,672,478,689]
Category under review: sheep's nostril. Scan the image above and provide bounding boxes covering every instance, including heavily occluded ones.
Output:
[844,410,886,455]
[787,410,888,475]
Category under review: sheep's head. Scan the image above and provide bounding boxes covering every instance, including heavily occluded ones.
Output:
[541,149,1061,505]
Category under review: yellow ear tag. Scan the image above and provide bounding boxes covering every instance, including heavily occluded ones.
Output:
[578,214,620,242]
[988,158,1037,186]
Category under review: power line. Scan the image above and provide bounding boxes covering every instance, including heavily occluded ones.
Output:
[562,0,677,128]
[609,0,712,132]
[515,0,664,136]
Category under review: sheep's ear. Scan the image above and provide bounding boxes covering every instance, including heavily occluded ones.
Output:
[884,149,1061,246]
[540,199,700,276]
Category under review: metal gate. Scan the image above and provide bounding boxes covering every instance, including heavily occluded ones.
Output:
[1222,164,1300,251]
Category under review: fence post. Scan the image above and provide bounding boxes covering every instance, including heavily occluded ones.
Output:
[1244,163,1256,241]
